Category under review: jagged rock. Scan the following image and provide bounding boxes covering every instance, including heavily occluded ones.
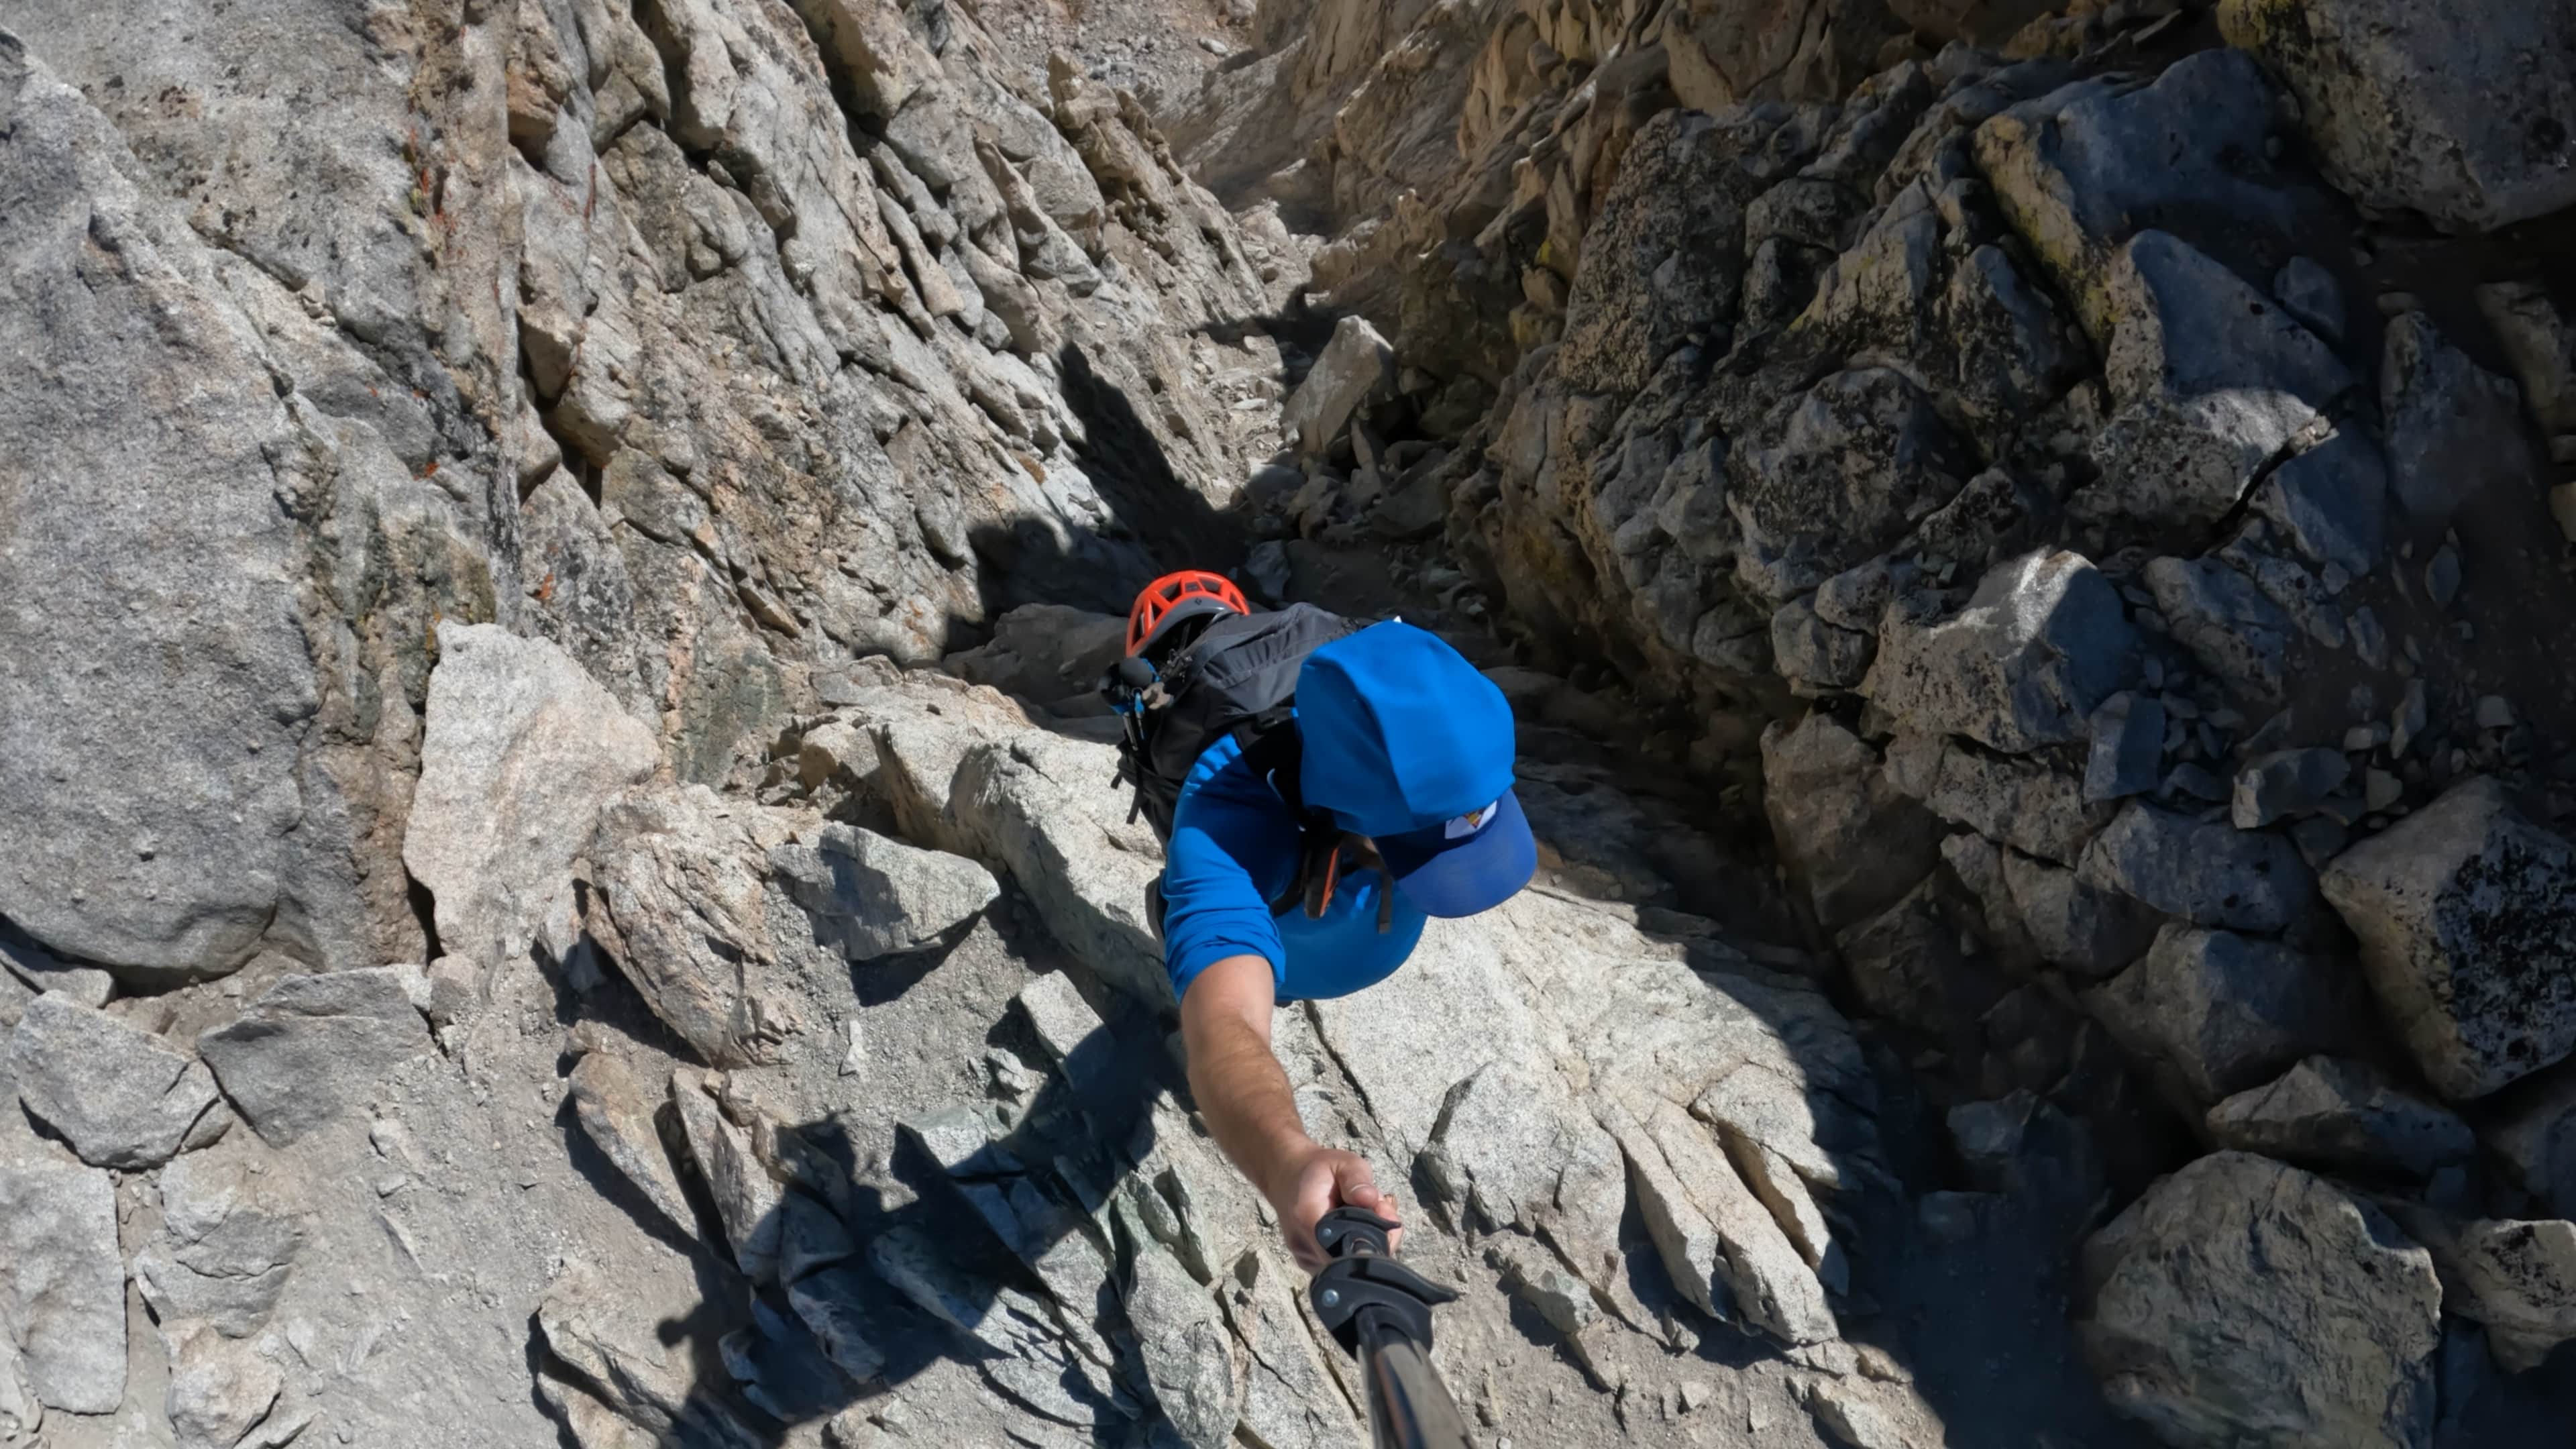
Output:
[1862,550,2138,753]
[1281,315,1393,455]
[1218,1250,1364,1449]
[722,1297,849,1421]
[777,1191,856,1283]
[2084,692,2165,804]
[2381,1209,2576,1375]
[1762,714,1943,932]
[2252,431,2390,578]
[162,1325,284,1449]
[2206,1057,2473,1180]
[1493,1242,1599,1338]
[1730,368,1980,602]
[669,1069,785,1283]
[1803,1377,1923,1449]
[0,928,111,1008]
[769,824,1000,960]
[2379,313,2538,526]
[2322,777,2576,1099]
[2142,555,2299,702]
[1884,731,2113,865]
[1948,1090,2103,1212]
[566,1049,695,1238]
[0,1335,35,1443]
[866,1226,1125,1426]
[131,1134,304,1338]
[539,1271,763,1448]
[2218,0,2576,232]
[2086,925,2359,1106]
[1125,1238,1242,1449]
[2232,747,2353,830]
[2492,1066,2576,1217]
[1605,1091,1837,1346]
[405,624,661,975]
[2077,800,2317,933]
[0,1133,123,1413]
[578,786,814,1065]
[1663,0,1899,114]
[902,1102,1116,1335]
[2079,1152,2439,1449]
[2001,850,2163,981]
[1772,596,1876,692]
[942,604,1129,714]
[1420,1060,1624,1254]
[786,1266,890,1385]
[196,968,431,1146]
[2085,230,2353,531]
[1552,108,1750,397]
[7,994,220,1168]
[2477,280,2576,435]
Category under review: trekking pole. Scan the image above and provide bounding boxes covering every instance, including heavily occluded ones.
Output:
[1307,1206,1474,1449]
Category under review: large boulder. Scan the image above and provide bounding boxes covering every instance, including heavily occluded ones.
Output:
[195,967,431,1146]
[2206,1057,2473,1181]
[1862,550,2139,753]
[0,1128,124,1413]
[1761,714,1943,932]
[2079,1152,2440,1448]
[2086,926,2360,1108]
[2320,777,2576,1099]
[768,824,999,961]
[1281,314,1394,455]
[2380,1210,2576,1375]
[2077,800,2317,934]
[2218,0,2576,233]
[6,994,221,1169]
[403,624,660,973]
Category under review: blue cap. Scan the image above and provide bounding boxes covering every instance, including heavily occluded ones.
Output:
[1295,622,1536,918]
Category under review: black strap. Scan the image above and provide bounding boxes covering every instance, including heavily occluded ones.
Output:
[1235,714,1391,932]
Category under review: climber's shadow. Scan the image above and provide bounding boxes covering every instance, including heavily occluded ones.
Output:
[541,973,1178,1448]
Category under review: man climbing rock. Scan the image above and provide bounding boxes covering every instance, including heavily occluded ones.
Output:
[1106,573,1538,1267]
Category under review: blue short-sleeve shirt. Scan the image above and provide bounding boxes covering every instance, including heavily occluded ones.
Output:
[1160,731,1428,1004]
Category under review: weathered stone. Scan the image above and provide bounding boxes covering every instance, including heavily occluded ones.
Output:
[405,624,660,973]
[2379,313,2538,526]
[786,1265,889,1385]
[2083,692,2164,804]
[2087,926,2359,1106]
[1604,1091,1837,1346]
[1281,315,1393,456]
[670,1070,785,1283]
[2381,1210,2576,1375]
[197,968,430,1146]
[2477,280,2576,436]
[567,1049,695,1238]
[2491,1065,2576,1217]
[1421,1060,1624,1255]
[1126,1238,1241,1449]
[1772,596,1876,692]
[769,824,999,961]
[2078,801,2317,934]
[163,1324,282,1449]
[1762,715,1943,933]
[2233,747,2353,830]
[2253,431,2389,578]
[1862,550,2138,753]
[2001,849,2163,981]
[866,1226,1121,1426]
[1884,731,2113,865]
[578,786,813,1066]
[7,994,219,1168]
[2086,231,2353,531]
[0,1139,123,1413]
[2206,1057,2473,1179]
[0,929,111,1008]
[1218,1249,1362,1449]
[2079,1152,2438,1449]
[131,1134,304,1338]
[2320,777,2576,1099]
[2143,555,2299,701]
[1731,368,1980,602]
[1553,107,1753,397]
[2218,0,2576,232]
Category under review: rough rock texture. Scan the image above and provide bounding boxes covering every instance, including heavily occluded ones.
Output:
[7,994,221,1168]
[196,968,433,1146]
[2322,777,2576,1100]
[2383,1209,2576,1375]
[2079,1152,2441,1449]
[2086,926,2357,1108]
[2205,1057,2473,1181]
[0,1124,125,1415]
[770,823,1001,960]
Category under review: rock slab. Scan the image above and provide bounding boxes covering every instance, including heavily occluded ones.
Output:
[7,994,220,1168]
[197,968,431,1145]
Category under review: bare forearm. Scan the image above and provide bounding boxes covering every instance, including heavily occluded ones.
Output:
[1185,1012,1312,1203]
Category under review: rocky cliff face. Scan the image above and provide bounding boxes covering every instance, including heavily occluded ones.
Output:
[3,0,2575,1446]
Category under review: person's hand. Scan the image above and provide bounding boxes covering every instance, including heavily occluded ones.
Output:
[1269,1143,1402,1270]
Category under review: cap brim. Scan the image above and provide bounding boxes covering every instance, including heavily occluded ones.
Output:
[1381,790,1537,918]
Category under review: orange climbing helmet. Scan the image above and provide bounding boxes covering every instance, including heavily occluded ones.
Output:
[1124,570,1249,656]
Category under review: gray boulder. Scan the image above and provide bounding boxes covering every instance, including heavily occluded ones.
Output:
[2143,555,2299,702]
[2086,230,2353,530]
[7,994,221,1168]
[578,786,817,1066]
[2002,850,2163,981]
[566,1049,696,1238]
[1729,368,1978,602]
[2320,777,2576,1099]
[1884,731,2113,866]
[2379,313,2538,526]
[131,1134,305,1338]
[1862,549,2138,753]
[2086,926,2359,1106]
[769,824,999,961]
[2218,0,2576,233]
[2078,801,2316,934]
[197,968,431,1146]
[2252,430,2389,578]
[2079,1152,2439,1449]
[1419,1060,1624,1254]
[1603,1089,1837,1346]
[0,1133,123,1413]
[1281,315,1393,455]
[403,623,660,973]
[2205,1057,2473,1180]
[669,1069,786,1285]
[2381,1209,2576,1375]
[1125,1238,1242,1449]
[1760,714,1943,932]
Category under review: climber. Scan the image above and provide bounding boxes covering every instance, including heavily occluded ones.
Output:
[1103,572,1537,1271]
